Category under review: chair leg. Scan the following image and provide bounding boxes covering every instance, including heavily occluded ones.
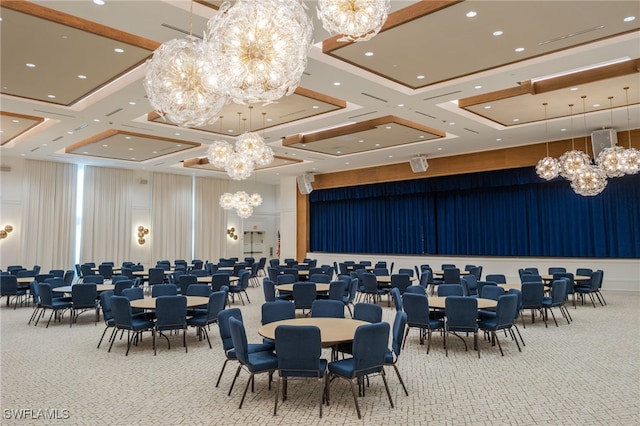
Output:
[392,364,409,396]
[512,323,525,347]
[216,359,231,387]
[273,375,280,416]
[97,326,111,348]
[348,379,362,419]
[509,328,522,352]
[238,374,253,409]
[492,331,504,356]
[229,365,242,396]
[381,369,395,408]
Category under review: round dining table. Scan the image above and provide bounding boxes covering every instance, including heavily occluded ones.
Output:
[52,284,115,293]
[375,275,418,284]
[196,275,239,284]
[276,283,330,293]
[541,274,591,282]
[257,317,369,347]
[428,296,497,310]
[130,296,209,310]
[497,283,521,292]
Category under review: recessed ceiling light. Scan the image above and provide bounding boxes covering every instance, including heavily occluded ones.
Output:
[385,126,391,129]
[83,152,88,155]
[358,140,364,143]
[102,144,108,147]
[125,136,131,140]
[93,119,100,122]
[493,30,503,36]
[419,135,425,139]
[388,155,393,158]
[11,119,19,123]
[301,144,306,147]
[93,0,105,5]
[364,51,374,57]
[128,147,134,151]
[513,118,520,122]
[131,157,136,160]
[129,101,136,105]
[593,103,600,108]
[175,132,181,136]
[47,94,56,98]
[67,131,73,134]
[345,162,350,165]
[437,147,443,151]
[466,11,477,18]
[484,105,491,109]
[312,105,319,109]
[152,151,158,154]
[474,85,482,89]
[266,118,273,122]
[228,129,234,133]
[26,63,36,68]
[515,47,525,52]
[176,144,182,147]
[42,143,47,146]
[77,74,87,79]
[570,87,579,91]
[449,122,455,126]
[397,103,404,107]
[114,48,124,53]
[624,16,635,22]
[375,143,380,147]
[333,82,341,86]
[496,138,502,142]
[561,128,567,132]
[336,150,341,154]
[417,75,425,79]
[20,154,26,156]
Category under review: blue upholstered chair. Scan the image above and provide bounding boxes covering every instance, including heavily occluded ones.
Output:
[228,317,278,409]
[36,283,72,328]
[178,274,198,295]
[327,322,393,419]
[343,278,358,317]
[437,284,464,297]
[293,282,316,316]
[153,295,188,355]
[485,274,507,284]
[70,283,98,327]
[478,294,520,356]
[461,275,478,296]
[187,290,227,348]
[327,280,346,301]
[228,270,251,305]
[520,282,546,328]
[151,284,178,297]
[542,279,570,327]
[274,325,327,417]
[401,293,443,354]
[1,274,26,309]
[390,287,402,312]
[390,274,411,295]
[97,290,115,349]
[548,267,566,275]
[404,285,426,296]
[109,295,154,356]
[444,296,480,358]
[262,278,276,302]
[216,308,273,388]
[385,310,409,396]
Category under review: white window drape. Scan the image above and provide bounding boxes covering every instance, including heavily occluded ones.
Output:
[80,166,133,265]
[194,176,228,263]
[21,160,77,271]
[150,172,192,262]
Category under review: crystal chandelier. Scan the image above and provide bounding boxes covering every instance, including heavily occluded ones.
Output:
[144,36,227,128]
[317,0,391,42]
[206,140,234,168]
[205,0,313,105]
[219,191,263,218]
[559,104,591,180]
[570,164,608,196]
[535,103,561,180]
[595,96,625,178]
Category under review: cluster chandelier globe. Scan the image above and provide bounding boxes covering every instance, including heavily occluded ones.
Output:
[206,132,274,181]
[219,191,263,218]
[225,153,255,181]
[143,36,227,128]
[570,164,608,196]
[535,156,561,180]
[596,146,626,178]
[559,150,591,181]
[619,147,640,175]
[205,0,313,105]
[206,140,234,169]
[317,0,391,42]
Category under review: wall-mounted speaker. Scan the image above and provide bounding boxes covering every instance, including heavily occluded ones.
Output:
[591,129,618,159]
[297,173,314,195]
[409,156,428,173]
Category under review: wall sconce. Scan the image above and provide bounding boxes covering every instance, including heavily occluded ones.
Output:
[227,227,238,240]
[137,225,149,245]
[0,225,13,240]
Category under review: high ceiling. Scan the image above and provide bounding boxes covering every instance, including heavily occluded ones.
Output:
[1,0,639,185]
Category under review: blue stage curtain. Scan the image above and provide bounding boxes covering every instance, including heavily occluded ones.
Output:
[308,167,640,258]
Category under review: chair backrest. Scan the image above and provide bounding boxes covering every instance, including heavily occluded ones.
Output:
[211,273,230,292]
[114,280,133,296]
[205,290,227,321]
[308,267,324,277]
[110,295,133,328]
[228,316,249,364]
[548,267,566,274]
[310,273,331,284]
[35,274,54,283]
[283,268,299,281]
[485,274,506,284]
[460,275,478,296]
[155,295,187,330]
[391,310,408,357]
[361,273,379,294]
[277,274,296,285]
[72,283,97,307]
[397,268,414,277]
[591,270,603,291]
[346,278,358,304]
[441,264,456,270]
[402,293,429,325]
[521,274,543,284]
[218,308,243,351]
[481,285,505,301]
[418,270,432,288]
[328,281,346,301]
[100,290,114,321]
[121,287,144,301]
[293,283,316,309]
[98,264,113,279]
[81,264,95,277]
[178,274,198,294]
[263,278,276,302]
[238,270,251,290]
[121,267,133,279]
[442,268,461,284]
[353,303,382,323]
[520,282,545,308]
[0,275,18,295]
[148,268,165,285]
[269,259,280,268]
[275,325,322,375]
[83,275,104,284]
[373,267,389,276]
[576,268,593,277]
[63,270,75,286]
[261,301,296,324]
[49,269,64,278]
[524,267,539,274]
[390,274,411,294]
[469,266,482,280]
[437,284,464,297]
[508,288,523,316]
[550,279,568,304]
[494,294,519,327]
[186,284,211,297]
[404,285,426,296]
[191,269,209,277]
[445,296,478,331]
[311,299,344,318]
[152,284,178,297]
[390,287,402,312]
[351,322,390,378]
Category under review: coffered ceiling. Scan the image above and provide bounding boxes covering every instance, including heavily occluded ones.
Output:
[1,0,639,185]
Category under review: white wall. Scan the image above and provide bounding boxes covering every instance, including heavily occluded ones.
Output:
[278,176,297,261]
[0,159,26,268]
[308,253,640,292]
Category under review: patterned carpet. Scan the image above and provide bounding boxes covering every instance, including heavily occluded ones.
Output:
[1,285,638,425]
